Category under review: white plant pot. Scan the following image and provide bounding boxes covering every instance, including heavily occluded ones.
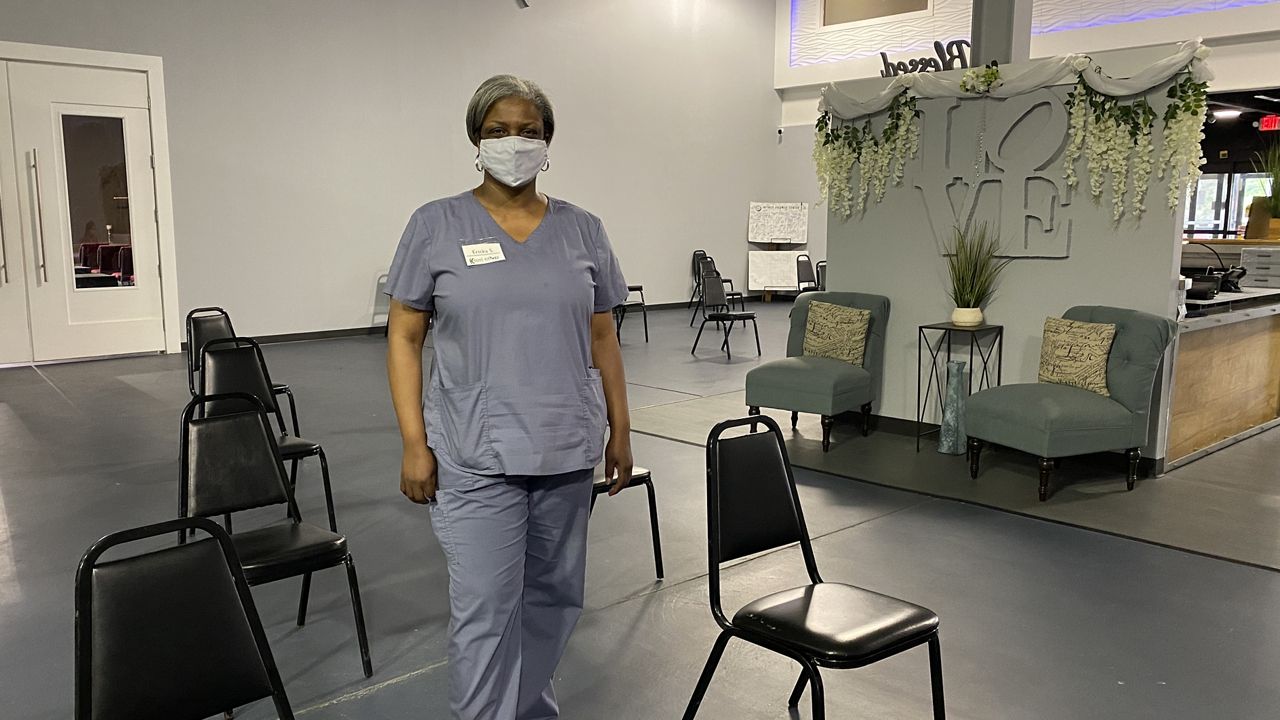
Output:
[951,307,984,327]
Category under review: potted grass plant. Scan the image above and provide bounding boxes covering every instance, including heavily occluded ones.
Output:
[1245,142,1280,240]
[943,222,1010,327]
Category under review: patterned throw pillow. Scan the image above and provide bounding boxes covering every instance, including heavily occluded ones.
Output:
[1038,317,1117,396]
[802,301,871,366]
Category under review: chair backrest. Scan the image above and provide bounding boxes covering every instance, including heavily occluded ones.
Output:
[186,307,237,394]
[78,242,105,267]
[1062,305,1176,443]
[75,517,294,720]
[117,246,133,277]
[705,417,819,621]
[815,260,827,290]
[701,270,730,311]
[96,244,124,274]
[180,394,293,520]
[200,337,281,421]
[796,253,816,288]
[691,249,708,284]
[786,291,891,396]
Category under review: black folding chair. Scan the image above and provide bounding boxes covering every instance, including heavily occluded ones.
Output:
[797,253,818,293]
[75,517,295,720]
[816,260,828,291]
[180,394,373,678]
[186,307,290,397]
[200,336,335,528]
[690,255,745,326]
[692,273,760,359]
[688,249,708,309]
[591,466,664,580]
[683,416,944,720]
[614,284,649,343]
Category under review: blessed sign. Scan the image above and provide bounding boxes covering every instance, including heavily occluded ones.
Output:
[879,39,971,77]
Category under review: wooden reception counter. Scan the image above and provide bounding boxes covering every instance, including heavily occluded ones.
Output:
[1166,289,1280,467]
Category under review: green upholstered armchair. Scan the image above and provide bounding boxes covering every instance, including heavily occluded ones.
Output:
[965,305,1176,501]
[745,292,890,452]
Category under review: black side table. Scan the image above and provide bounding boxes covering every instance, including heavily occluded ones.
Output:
[916,322,1003,451]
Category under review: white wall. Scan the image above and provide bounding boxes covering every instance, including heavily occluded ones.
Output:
[0,0,780,335]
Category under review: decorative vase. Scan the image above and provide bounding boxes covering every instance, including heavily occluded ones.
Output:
[938,360,968,455]
[951,307,983,326]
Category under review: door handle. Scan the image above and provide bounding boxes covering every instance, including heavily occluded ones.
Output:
[29,147,47,281]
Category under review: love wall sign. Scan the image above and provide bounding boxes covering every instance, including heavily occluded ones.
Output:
[879,39,971,77]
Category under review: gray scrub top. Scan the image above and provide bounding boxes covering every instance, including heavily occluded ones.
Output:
[386,191,629,477]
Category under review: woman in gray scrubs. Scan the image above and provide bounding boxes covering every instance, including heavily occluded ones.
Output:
[385,75,633,720]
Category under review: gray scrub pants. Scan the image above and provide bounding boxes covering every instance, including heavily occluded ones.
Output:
[430,457,594,720]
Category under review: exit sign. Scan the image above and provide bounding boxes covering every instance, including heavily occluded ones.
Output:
[1262,115,1280,132]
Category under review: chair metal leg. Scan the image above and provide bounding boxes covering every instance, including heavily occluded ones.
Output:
[748,406,760,432]
[787,670,808,707]
[860,401,872,437]
[752,319,761,355]
[967,438,983,479]
[296,572,312,627]
[690,295,702,326]
[289,459,299,490]
[345,556,374,678]
[682,631,732,720]
[640,297,649,342]
[791,411,798,429]
[692,320,709,355]
[317,448,338,533]
[821,415,833,452]
[1039,457,1054,502]
[929,635,946,719]
[642,478,664,580]
[807,661,826,720]
[1126,447,1141,491]
[722,323,733,359]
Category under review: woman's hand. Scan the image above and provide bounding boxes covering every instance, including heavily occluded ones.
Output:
[401,445,438,504]
[605,432,633,496]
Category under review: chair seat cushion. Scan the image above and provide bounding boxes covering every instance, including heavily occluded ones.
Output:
[733,583,938,664]
[707,311,754,321]
[232,522,347,583]
[965,382,1136,458]
[277,434,321,458]
[745,356,871,416]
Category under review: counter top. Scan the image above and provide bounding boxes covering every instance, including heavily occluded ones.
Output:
[1185,286,1280,308]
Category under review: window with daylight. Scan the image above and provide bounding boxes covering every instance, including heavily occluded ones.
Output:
[822,0,930,26]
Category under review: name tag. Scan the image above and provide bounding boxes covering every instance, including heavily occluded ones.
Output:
[461,242,506,267]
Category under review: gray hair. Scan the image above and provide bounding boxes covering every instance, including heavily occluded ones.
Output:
[465,75,555,146]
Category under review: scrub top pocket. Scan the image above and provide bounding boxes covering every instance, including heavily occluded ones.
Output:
[435,380,500,474]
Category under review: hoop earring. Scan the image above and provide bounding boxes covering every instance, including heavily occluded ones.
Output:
[475,156,482,172]
[542,158,551,172]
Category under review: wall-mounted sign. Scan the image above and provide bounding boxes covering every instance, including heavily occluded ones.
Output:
[879,39,970,77]
[1261,115,1280,132]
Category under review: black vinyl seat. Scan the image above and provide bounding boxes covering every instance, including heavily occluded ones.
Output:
[692,271,760,359]
[733,584,938,662]
[180,394,373,678]
[200,336,336,530]
[682,416,944,720]
[75,517,295,720]
[186,306,288,396]
[590,466,664,580]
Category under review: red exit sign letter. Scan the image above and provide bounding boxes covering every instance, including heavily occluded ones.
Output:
[1262,115,1280,132]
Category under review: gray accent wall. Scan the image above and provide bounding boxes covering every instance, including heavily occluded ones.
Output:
[825,67,1181,447]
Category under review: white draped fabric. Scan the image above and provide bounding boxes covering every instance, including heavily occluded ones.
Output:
[821,39,1214,120]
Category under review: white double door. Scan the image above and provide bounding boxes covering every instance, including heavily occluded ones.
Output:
[0,61,165,364]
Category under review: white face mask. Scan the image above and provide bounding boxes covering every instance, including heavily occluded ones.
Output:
[477,137,548,188]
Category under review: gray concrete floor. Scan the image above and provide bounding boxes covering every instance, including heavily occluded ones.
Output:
[2,304,1279,718]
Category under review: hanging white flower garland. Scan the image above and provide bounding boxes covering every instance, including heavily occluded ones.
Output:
[814,41,1212,222]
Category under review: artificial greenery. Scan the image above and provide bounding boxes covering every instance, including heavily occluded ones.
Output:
[1254,142,1280,217]
[814,93,920,217]
[959,62,1001,94]
[942,223,1011,309]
